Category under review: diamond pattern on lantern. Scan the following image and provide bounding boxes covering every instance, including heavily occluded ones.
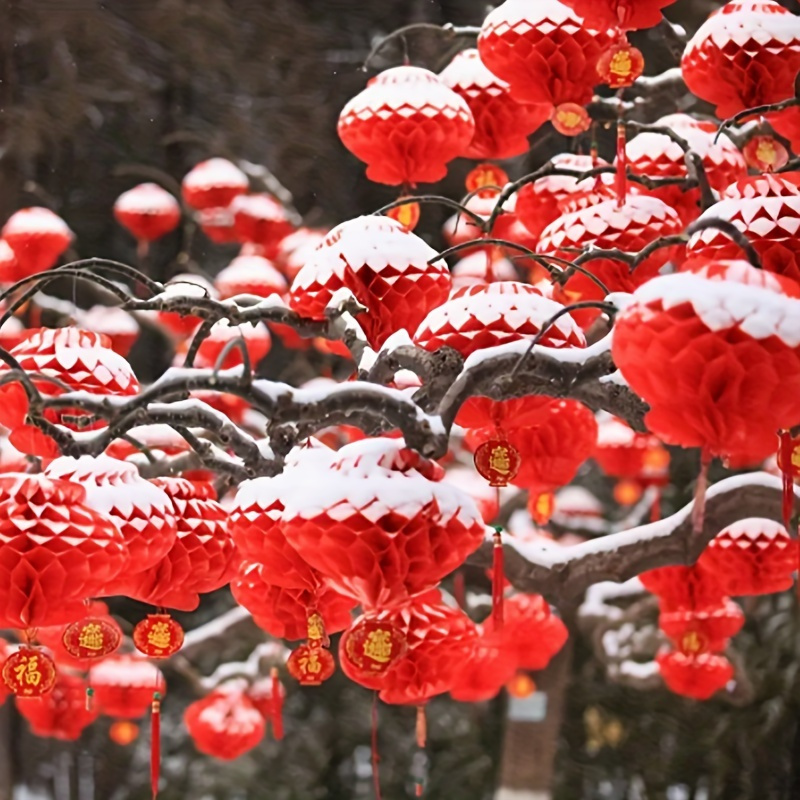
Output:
[290,215,451,349]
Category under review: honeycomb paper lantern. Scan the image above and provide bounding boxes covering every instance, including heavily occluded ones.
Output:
[44,455,177,590]
[182,158,249,211]
[290,215,451,349]
[640,565,726,612]
[337,66,475,186]
[659,598,744,653]
[0,474,128,629]
[230,194,294,257]
[185,688,266,760]
[449,628,519,703]
[594,415,669,486]
[698,518,797,596]
[116,478,235,611]
[155,274,219,340]
[478,0,612,134]
[113,183,181,242]
[214,255,288,300]
[17,673,98,740]
[612,259,800,466]
[1,208,73,276]
[198,206,239,244]
[78,306,140,357]
[559,0,677,31]
[90,655,166,719]
[686,175,800,284]
[657,650,733,700]
[280,440,486,609]
[451,253,518,289]
[438,48,549,160]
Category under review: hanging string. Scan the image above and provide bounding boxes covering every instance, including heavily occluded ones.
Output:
[615,112,628,208]
[270,667,284,741]
[491,527,505,630]
[151,690,162,799]
[371,691,382,800]
[415,704,426,748]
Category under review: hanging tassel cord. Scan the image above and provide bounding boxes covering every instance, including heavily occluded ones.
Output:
[151,691,161,800]
[491,528,505,630]
[371,692,382,800]
[270,667,284,741]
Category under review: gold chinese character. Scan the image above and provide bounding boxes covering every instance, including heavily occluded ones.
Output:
[757,139,776,166]
[609,50,632,78]
[307,613,325,642]
[14,655,42,686]
[489,445,510,475]
[78,623,104,651]
[681,630,705,655]
[147,622,171,650]
[363,629,393,664]
[556,109,582,131]
[300,652,322,674]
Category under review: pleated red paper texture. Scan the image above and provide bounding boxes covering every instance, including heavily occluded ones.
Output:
[657,651,733,700]
[113,183,181,242]
[184,689,265,760]
[17,672,98,741]
[89,655,166,719]
[449,628,519,703]
[659,599,744,652]
[560,0,677,31]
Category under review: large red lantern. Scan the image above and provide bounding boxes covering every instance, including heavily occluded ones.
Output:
[0,474,128,629]
[281,440,485,610]
[215,255,288,300]
[1,207,73,276]
[624,115,746,226]
[79,306,140,357]
[116,478,235,611]
[231,560,355,640]
[182,158,249,211]
[538,195,683,326]
[478,0,612,136]
[682,1,800,152]
[113,183,181,243]
[686,175,800,285]
[194,320,271,369]
[414,282,586,430]
[17,673,98,740]
[698,518,797,596]
[560,0,676,31]
[612,259,800,467]
[640,565,726,613]
[90,655,166,719]
[657,650,733,700]
[45,455,177,592]
[230,194,294,257]
[438,49,549,160]
[185,688,265,760]
[337,66,474,186]
[290,215,451,349]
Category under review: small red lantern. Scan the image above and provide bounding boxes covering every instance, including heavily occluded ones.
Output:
[466,163,510,198]
[657,650,733,700]
[340,617,407,680]
[506,672,536,699]
[473,439,521,487]
[185,688,266,760]
[182,158,249,211]
[109,720,140,745]
[230,193,294,257]
[385,200,421,232]
[2,648,57,697]
[198,206,239,244]
[743,136,789,173]
[286,644,336,686]
[214,255,288,300]
[90,655,166,719]
[62,617,122,661]
[17,672,98,740]
[155,273,219,340]
[1,207,73,276]
[659,599,744,653]
[597,42,645,88]
[113,183,181,243]
[194,320,271,370]
[133,614,185,658]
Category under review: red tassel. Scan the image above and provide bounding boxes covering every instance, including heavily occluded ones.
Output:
[270,667,284,741]
[615,118,627,208]
[491,528,505,630]
[371,692,382,800]
[151,691,161,799]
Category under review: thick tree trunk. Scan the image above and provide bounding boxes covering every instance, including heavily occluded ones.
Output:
[495,642,573,800]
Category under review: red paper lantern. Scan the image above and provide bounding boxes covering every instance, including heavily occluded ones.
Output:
[155,273,219,340]
[17,672,98,740]
[45,455,178,591]
[194,320,271,369]
[0,240,19,284]
[0,475,128,629]
[246,674,286,734]
[473,439,521,487]
[597,41,645,88]
[198,206,239,244]
[231,561,355,640]
[90,655,166,719]
[449,628,519,703]
[109,720,140,745]
[133,614,185,658]
[698,518,797,596]
[686,175,800,285]
[438,49,549,160]
[451,253,519,290]
[113,183,181,242]
[286,644,336,686]
[682,1,800,151]
[282,440,486,610]
[441,192,518,253]
[2,648,57,697]
[478,0,612,134]
[483,594,568,671]
[182,158,249,211]
[290,215,451,350]
[185,688,265,760]
[624,115,746,226]
[538,195,684,327]
[0,327,140,442]
[230,194,294,257]
[657,650,733,700]
[36,601,121,668]
[560,0,677,31]
[276,228,327,282]
[594,415,670,486]
[339,615,408,683]
[414,282,586,430]
[640,565,726,612]
[338,66,474,186]
[78,306,140,357]
[1,208,73,276]
[612,260,800,466]
[742,135,789,172]
[215,255,288,300]
[659,599,744,653]
[117,479,235,611]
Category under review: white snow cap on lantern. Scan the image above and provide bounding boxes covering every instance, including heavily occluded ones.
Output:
[291,215,447,291]
[452,252,518,287]
[340,65,474,123]
[114,183,180,215]
[439,48,509,92]
[215,255,287,296]
[715,517,790,543]
[2,207,73,237]
[162,273,218,299]
[230,193,287,221]
[183,158,249,191]
[79,305,140,336]
[596,413,638,447]
[480,0,595,37]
